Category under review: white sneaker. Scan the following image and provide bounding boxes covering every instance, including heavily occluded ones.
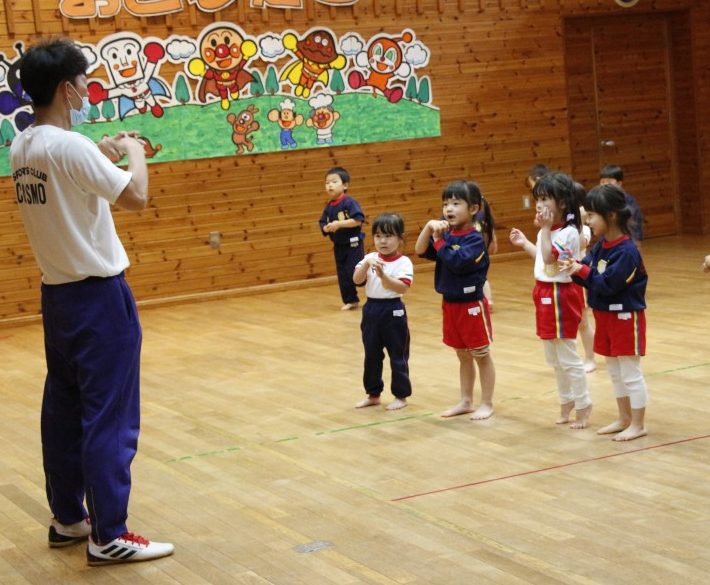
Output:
[87,532,174,566]
[48,517,91,548]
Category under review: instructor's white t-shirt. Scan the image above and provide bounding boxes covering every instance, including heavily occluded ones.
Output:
[10,126,132,284]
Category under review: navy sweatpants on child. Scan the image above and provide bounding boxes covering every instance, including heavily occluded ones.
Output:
[361,298,412,399]
[40,274,141,545]
[334,241,364,304]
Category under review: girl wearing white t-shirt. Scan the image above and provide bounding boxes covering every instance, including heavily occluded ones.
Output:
[352,213,414,410]
[510,172,593,429]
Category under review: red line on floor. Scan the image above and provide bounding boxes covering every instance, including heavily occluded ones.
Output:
[391,433,710,502]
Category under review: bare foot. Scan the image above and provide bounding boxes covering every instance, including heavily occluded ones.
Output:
[612,425,647,441]
[355,395,380,408]
[556,401,575,425]
[597,420,630,435]
[386,398,408,411]
[341,302,359,311]
[583,360,597,373]
[441,401,474,417]
[570,404,592,429]
[470,403,494,420]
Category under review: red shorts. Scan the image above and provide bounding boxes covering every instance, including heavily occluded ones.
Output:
[533,281,583,340]
[593,309,646,357]
[442,299,493,350]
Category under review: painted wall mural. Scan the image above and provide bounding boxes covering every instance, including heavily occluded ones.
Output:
[0,25,440,176]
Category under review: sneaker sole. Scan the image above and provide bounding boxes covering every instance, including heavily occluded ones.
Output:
[48,526,89,548]
[87,551,173,566]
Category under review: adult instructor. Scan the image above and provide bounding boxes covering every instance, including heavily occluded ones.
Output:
[10,38,173,566]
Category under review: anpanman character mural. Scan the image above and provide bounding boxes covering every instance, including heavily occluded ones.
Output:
[188,24,258,110]
[0,24,439,176]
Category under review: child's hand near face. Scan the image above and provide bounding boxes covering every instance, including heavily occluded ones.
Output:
[430,220,449,241]
[536,206,554,229]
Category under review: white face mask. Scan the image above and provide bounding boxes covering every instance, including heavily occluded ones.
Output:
[67,83,90,126]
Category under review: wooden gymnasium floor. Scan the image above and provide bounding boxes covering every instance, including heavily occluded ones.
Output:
[1,234,709,585]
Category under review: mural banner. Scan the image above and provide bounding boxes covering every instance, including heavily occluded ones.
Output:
[0,25,440,176]
[58,0,360,19]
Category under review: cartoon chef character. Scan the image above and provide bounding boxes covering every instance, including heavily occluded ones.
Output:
[280,29,346,98]
[348,31,414,103]
[306,93,340,145]
[188,23,257,110]
[88,34,170,119]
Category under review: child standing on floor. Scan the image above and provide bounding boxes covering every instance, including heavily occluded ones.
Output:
[573,181,597,373]
[415,180,496,420]
[509,172,593,429]
[561,184,649,441]
[353,213,413,411]
[472,183,498,311]
[319,166,365,310]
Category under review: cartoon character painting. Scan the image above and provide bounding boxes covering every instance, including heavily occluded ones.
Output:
[306,93,340,145]
[348,31,414,103]
[267,98,303,149]
[280,30,346,98]
[227,105,260,154]
[0,43,34,132]
[88,34,170,119]
[188,23,257,110]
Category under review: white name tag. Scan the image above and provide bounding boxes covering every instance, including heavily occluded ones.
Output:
[393,309,404,317]
[463,285,477,294]
[609,304,623,311]
[541,297,552,305]
[350,236,360,247]
[617,312,632,320]
[468,307,481,316]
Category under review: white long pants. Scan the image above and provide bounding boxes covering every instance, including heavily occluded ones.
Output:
[543,338,592,409]
[605,355,648,409]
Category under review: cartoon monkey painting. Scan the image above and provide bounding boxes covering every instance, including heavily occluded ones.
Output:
[279,30,346,98]
[227,104,260,155]
[267,98,303,149]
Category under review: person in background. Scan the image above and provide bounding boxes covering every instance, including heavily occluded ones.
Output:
[599,164,644,248]
[573,181,597,373]
[319,166,365,310]
[471,182,498,311]
[526,163,550,192]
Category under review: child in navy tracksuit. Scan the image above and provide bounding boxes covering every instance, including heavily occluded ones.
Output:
[415,180,496,420]
[319,166,365,310]
[561,184,649,441]
[352,213,413,411]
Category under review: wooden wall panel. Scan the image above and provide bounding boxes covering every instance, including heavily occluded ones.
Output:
[1,0,708,323]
